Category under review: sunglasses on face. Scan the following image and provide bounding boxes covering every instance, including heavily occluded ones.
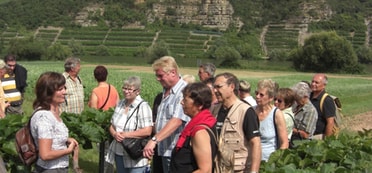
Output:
[274,98,283,103]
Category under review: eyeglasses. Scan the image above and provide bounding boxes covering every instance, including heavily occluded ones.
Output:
[255,91,265,98]
[213,83,227,89]
[6,64,15,67]
[274,98,283,103]
[122,87,138,92]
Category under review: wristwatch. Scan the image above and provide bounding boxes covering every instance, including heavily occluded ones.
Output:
[151,136,158,143]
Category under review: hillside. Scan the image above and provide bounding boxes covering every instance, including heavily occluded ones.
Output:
[0,0,372,62]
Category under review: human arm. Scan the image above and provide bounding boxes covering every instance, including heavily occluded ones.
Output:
[110,124,125,142]
[121,126,152,138]
[192,129,213,173]
[274,109,289,149]
[88,91,98,109]
[243,108,261,172]
[323,96,336,136]
[293,103,318,139]
[143,117,183,158]
[324,117,335,137]
[249,136,261,172]
[38,137,78,161]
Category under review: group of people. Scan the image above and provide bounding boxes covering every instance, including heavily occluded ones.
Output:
[1,54,337,173]
[0,54,27,118]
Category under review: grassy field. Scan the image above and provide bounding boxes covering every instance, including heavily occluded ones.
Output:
[17,61,372,172]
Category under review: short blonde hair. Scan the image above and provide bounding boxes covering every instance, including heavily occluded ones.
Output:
[0,60,7,69]
[182,74,196,84]
[239,80,252,92]
[257,79,276,98]
[152,56,179,74]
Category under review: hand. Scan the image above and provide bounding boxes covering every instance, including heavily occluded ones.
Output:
[114,132,126,142]
[67,138,79,153]
[143,140,156,159]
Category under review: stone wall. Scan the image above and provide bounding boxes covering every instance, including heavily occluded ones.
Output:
[149,0,241,30]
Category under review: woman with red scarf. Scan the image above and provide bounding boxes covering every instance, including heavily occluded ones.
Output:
[170,82,217,173]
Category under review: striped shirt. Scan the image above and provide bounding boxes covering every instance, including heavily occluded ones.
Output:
[155,79,190,157]
[2,74,22,104]
[60,72,84,114]
[111,95,153,167]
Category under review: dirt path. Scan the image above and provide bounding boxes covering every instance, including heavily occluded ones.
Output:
[342,111,372,132]
[86,64,372,131]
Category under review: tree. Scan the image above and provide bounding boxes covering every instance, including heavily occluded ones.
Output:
[44,43,72,60]
[355,46,372,64]
[291,31,363,74]
[68,39,85,56]
[7,37,49,60]
[213,46,242,67]
[145,40,170,63]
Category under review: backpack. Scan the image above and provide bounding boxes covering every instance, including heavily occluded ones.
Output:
[15,110,39,166]
[320,93,343,136]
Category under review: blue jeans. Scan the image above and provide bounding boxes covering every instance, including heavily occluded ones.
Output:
[161,156,171,173]
[115,154,147,173]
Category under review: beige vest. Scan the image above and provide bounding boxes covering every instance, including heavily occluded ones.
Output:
[212,99,251,173]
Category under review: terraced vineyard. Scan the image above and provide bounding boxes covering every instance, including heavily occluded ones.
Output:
[264,23,300,53]
[1,27,26,45]
[1,27,221,59]
[157,29,221,57]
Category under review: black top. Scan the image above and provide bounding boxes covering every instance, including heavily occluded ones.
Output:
[14,64,28,94]
[170,126,217,173]
[310,90,336,134]
[216,106,260,141]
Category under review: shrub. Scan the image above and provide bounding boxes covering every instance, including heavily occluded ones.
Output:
[291,31,363,74]
[355,46,372,64]
[43,43,72,60]
[7,37,49,61]
[260,130,372,172]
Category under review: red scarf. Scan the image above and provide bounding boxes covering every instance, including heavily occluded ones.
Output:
[175,109,216,150]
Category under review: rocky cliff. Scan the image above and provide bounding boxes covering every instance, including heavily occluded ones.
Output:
[148,0,242,30]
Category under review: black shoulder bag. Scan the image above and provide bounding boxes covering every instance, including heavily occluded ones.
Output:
[99,85,111,110]
[121,101,150,160]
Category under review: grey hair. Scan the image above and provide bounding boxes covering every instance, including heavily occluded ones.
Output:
[215,72,239,96]
[292,82,311,98]
[64,57,80,72]
[200,63,216,77]
[123,76,141,90]
[257,79,276,98]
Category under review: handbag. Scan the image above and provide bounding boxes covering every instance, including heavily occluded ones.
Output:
[121,101,150,160]
[122,137,149,160]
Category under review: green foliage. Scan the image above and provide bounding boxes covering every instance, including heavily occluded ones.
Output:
[145,40,170,63]
[355,46,372,64]
[95,45,111,56]
[212,46,242,67]
[7,37,50,61]
[61,109,113,149]
[268,49,291,61]
[104,3,146,27]
[68,39,85,56]
[0,0,87,29]
[44,43,72,60]
[0,115,33,172]
[260,130,372,172]
[291,31,363,74]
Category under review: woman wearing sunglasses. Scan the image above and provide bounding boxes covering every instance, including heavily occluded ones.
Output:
[254,79,288,161]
